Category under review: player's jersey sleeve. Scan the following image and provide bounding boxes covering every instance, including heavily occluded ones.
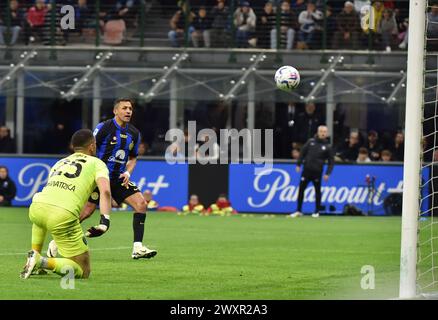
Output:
[94,158,110,182]
[129,131,141,158]
[93,122,109,146]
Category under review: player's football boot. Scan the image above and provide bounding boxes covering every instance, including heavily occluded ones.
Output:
[290,211,303,218]
[47,240,58,258]
[132,246,157,259]
[20,250,41,279]
[312,213,320,218]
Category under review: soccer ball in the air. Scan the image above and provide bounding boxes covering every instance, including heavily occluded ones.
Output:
[274,66,300,92]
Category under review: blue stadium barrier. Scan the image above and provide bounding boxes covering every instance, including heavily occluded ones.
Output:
[229,163,429,216]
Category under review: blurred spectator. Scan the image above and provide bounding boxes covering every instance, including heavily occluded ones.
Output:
[377,8,397,52]
[372,1,384,30]
[192,6,212,48]
[207,194,237,216]
[365,130,381,161]
[26,0,49,44]
[423,137,433,163]
[138,141,151,156]
[353,0,370,13]
[274,101,298,158]
[0,126,16,153]
[0,0,25,46]
[257,1,275,49]
[233,1,257,48]
[380,149,392,162]
[115,0,136,19]
[74,0,95,35]
[210,0,230,47]
[48,123,70,154]
[0,166,16,207]
[143,189,159,211]
[433,148,438,164]
[337,131,360,162]
[297,1,323,49]
[324,5,337,48]
[391,131,404,161]
[291,145,301,160]
[168,1,195,47]
[357,147,371,162]
[293,102,322,144]
[427,4,438,40]
[196,132,220,163]
[332,1,359,50]
[383,0,395,9]
[165,142,185,161]
[397,16,408,49]
[271,1,297,50]
[181,194,205,215]
[183,127,196,159]
[103,1,132,45]
[292,0,307,12]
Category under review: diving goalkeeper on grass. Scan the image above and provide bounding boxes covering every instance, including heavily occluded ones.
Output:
[20,129,112,279]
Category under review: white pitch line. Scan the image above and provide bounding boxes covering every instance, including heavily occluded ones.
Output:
[0,246,133,257]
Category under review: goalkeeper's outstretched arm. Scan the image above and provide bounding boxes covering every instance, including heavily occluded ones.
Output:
[97,177,111,216]
[86,177,112,237]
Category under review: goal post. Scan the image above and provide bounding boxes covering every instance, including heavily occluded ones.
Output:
[399,0,426,299]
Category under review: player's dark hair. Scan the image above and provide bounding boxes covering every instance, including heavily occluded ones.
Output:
[71,129,94,149]
[114,98,134,109]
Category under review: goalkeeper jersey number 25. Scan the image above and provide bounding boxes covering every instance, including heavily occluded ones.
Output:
[32,153,109,217]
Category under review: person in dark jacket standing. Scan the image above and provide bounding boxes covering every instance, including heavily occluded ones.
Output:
[0,166,17,207]
[291,125,334,218]
[0,126,16,153]
[293,102,322,145]
[332,1,360,49]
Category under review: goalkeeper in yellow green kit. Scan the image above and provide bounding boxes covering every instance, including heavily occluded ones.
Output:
[20,129,112,279]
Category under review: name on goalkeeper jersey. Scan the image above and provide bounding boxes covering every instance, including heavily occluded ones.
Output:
[46,180,76,192]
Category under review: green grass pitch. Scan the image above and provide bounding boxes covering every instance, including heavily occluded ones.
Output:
[0,208,402,299]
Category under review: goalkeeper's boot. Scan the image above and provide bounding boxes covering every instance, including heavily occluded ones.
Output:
[20,250,41,279]
[132,244,157,260]
[312,212,320,218]
[290,211,303,218]
[47,240,58,258]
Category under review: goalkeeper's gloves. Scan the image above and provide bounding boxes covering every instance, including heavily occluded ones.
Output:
[86,214,110,238]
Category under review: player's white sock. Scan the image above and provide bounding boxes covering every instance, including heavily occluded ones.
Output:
[133,242,143,251]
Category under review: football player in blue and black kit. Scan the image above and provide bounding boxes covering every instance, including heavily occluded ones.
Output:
[80,98,157,259]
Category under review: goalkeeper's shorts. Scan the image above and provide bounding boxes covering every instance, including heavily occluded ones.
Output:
[29,202,88,258]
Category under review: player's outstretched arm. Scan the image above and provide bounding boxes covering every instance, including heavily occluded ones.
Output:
[86,177,111,238]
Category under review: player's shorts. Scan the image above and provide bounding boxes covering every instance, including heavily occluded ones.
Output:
[88,178,140,205]
[29,202,88,258]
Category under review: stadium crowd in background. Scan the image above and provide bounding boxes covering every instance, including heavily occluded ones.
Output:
[0,0,411,163]
[0,0,414,51]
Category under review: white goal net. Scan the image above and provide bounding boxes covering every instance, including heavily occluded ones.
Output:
[417,0,438,296]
